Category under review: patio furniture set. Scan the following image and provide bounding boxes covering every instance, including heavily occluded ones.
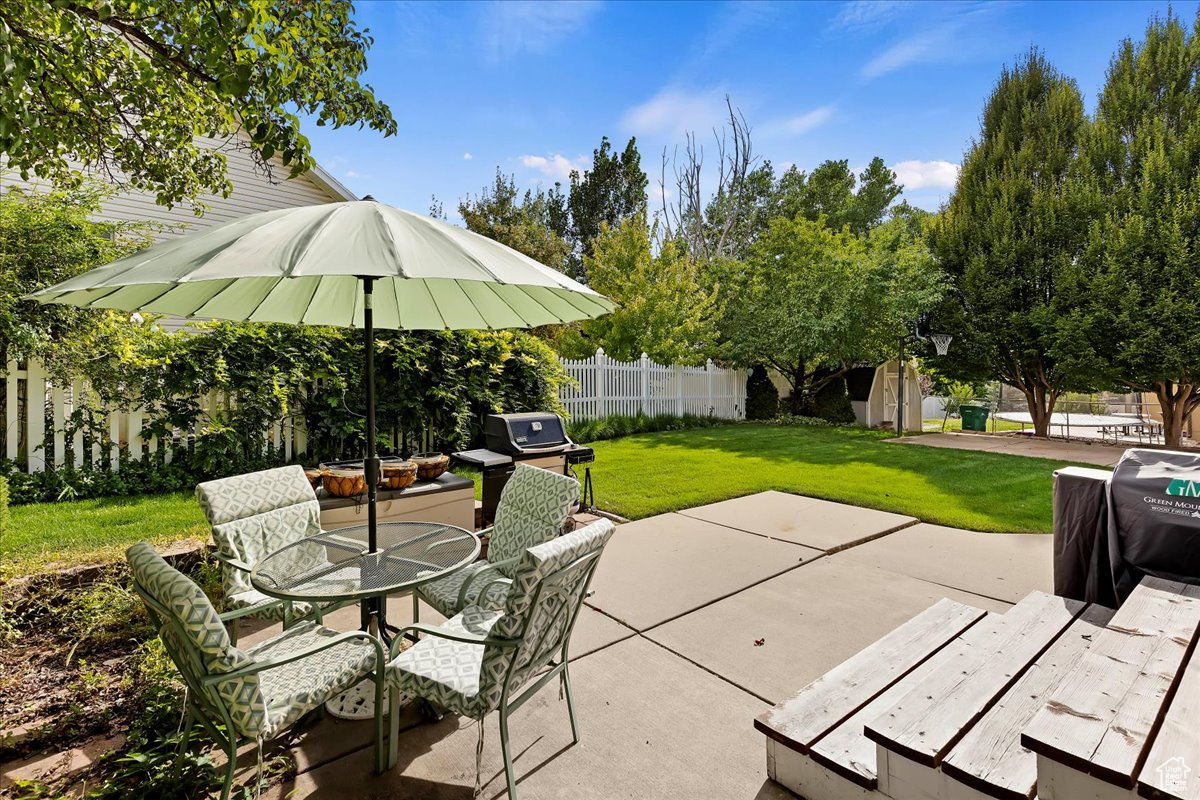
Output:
[128,461,613,800]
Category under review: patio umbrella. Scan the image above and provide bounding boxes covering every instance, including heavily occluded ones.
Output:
[26,198,614,555]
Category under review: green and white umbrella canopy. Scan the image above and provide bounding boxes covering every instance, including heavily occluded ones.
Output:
[25,199,615,329]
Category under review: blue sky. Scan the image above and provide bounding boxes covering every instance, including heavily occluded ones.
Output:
[302,0,1176,218]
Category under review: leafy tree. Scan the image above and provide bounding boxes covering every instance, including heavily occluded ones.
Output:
[700,157,902,261]
[722,215,943,414]
[567,136,648,281]
[932,49,1096,437]
[0,0,395,208]
[744,365,779,420]
[555,213,719,365]
[458,170,570,270]
[1069,11,1200,447]
[0,186,153,376]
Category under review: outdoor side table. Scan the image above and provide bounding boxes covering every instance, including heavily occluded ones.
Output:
[251,520,480,719]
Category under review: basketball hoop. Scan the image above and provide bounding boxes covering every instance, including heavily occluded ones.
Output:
[931,333,953,356]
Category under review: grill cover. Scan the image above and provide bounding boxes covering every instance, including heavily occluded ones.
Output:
[1107,448,1200,600]
[484,412,570,454]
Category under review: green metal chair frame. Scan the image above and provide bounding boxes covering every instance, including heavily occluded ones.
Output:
[131,557,386,800]
[386,532,607,799]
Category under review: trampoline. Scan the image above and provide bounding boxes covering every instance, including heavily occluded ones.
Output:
[992,410,1163,444]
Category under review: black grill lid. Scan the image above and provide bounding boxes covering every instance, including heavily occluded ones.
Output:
[484,412,572,454]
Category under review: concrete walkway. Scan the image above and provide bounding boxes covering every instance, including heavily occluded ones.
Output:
[890,430,1126,466]
[255,491,1052,799]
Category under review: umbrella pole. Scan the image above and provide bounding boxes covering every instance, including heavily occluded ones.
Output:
[363,277,380,553]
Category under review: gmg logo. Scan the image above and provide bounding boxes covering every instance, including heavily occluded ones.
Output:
[1165,479,1200,497]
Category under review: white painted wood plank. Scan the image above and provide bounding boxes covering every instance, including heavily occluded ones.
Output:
[71,380,85,468]
[1137,641,1200,800]
[5,366,18,461]
[51,382,65,469]
[868,592,1085,766]
[943,603,1116,800]
[25,363,46,471]
[1023,578,1200,790]
[757,598,988,752]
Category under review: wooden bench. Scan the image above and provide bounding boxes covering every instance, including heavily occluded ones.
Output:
[1022,577,1200,800]
[757,578,1200,800]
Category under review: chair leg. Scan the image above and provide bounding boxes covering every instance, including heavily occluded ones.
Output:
[561,664,581,744]
[374,675,385,775]
[173,708,195,777]
[228,618,239,646]
[412,591,420,629]
[499,705,518,800]
[220,738,238,800]
[387,682,401,771]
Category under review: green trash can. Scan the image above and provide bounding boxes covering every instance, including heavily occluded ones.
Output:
[960,404,989,432]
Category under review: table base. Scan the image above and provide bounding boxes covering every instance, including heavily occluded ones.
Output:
[326,678,412,720]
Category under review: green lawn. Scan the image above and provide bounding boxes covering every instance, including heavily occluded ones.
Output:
[3,492,209,573]
[583,424,1072,532]
[2,424,1076,573]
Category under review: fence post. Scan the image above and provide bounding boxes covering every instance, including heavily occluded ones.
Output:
[675,365,684,416]
[595,348,607,419]
[705,359,714,416]
[26,362,46,471]
[639,353,649,415]
[4,363,18,461]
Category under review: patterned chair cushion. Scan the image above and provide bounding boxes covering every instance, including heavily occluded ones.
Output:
[127,543,268,736]
[196,466,326,599]
[494,518,615,640]
[226,589,315,621]
[487,464,581,578]
[417,562,510,618]
[243,621,378,739]
[386,605,505,719]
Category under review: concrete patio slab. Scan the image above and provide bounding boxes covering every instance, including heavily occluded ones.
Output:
[678,490,917,551]
[585,512,821,631]
[892,432,1125,467]
[264,636,794,800]
[646,557,1013,705]
[832,523,1054,603]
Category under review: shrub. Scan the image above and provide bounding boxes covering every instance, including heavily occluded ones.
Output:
[807,377,857,425]
[566,412,728,443]
[745,365,779,420]
[765,414,833,427]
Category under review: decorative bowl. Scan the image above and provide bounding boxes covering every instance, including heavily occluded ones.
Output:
[323,468,367,498]
[411,452,450,481]
[380,460,418,490]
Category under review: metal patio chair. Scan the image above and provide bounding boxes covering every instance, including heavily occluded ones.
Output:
[196,465,339,642]
[126,542,385,800]
[385,517,615,798]
[415,463,580,621]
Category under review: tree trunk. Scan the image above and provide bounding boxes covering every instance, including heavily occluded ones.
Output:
[788,362,807,416]
[1153,380,1196,449]
[1017,383,1057,438]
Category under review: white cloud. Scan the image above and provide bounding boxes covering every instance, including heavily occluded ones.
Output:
[344,170,360,178]
[759,106,835,137]
[859,5,1002,79]
[831,1,903,30]
[482,1,602,62]
[890,159,959,190]
[621,86,729,137]
[463,152,473,161]
[520,153,587,181]
[861,31,948,78]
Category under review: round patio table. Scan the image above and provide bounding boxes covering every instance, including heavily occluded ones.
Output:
[251,521,480,719]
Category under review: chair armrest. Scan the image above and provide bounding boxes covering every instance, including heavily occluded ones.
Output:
[202,630,385,685]
[219,602,288,623]
[474,576,512,610]
[387,624,518,658]
[213,552,254,574]
[455,562,510,607]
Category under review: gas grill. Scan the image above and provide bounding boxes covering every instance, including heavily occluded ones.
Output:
[452,412,594,524]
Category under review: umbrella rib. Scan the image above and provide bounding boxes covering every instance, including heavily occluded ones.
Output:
[454,280,494,330]
[241,278,287,323]
[181,279,238,316]
[481,282,535,328]
[287,205,348,278]
[516,285,568,324]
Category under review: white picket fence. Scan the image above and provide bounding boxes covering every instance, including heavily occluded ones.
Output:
[2,351,746,474]
[2,360,306,473]
[558,349,746,421]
